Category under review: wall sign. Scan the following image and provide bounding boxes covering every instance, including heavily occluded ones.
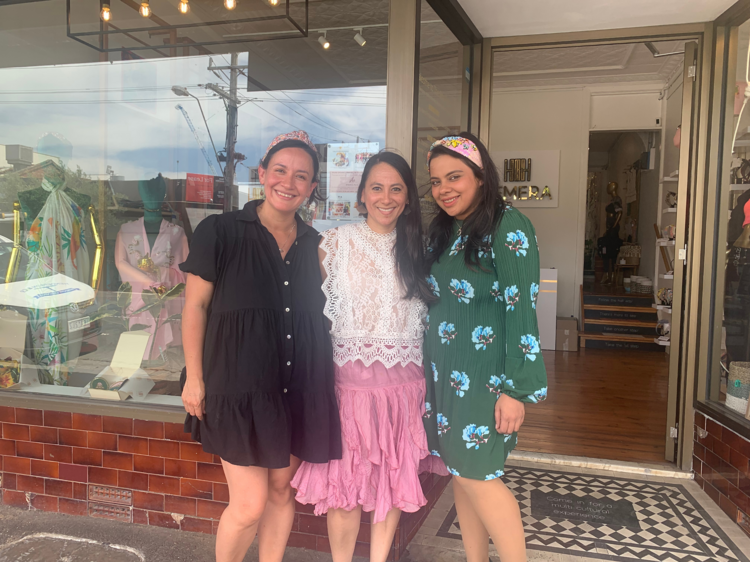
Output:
[493,150,560,208]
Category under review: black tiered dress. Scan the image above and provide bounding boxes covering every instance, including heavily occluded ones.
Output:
[179,200,342,468]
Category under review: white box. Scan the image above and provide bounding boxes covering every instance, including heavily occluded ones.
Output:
[86,331,154,401]
[0,309,40,389]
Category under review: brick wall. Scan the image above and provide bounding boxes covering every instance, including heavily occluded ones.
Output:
[694,410,750,537]
[0,405,449,560]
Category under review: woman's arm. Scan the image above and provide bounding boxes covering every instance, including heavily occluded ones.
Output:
[181,273,214,420]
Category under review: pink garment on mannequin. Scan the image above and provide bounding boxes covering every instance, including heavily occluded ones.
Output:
[115,218,188,359]
[743,199,750,228]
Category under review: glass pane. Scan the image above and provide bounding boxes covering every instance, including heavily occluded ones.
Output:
[0,0,387,408]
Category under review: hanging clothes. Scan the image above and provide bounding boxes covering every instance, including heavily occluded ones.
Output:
[25,179,91,386]
[115,218,188,360]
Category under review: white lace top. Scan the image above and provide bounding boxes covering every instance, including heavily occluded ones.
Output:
[321,221,428,368]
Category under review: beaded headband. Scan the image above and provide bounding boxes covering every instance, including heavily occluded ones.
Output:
[263,130,317,162]
[427,136,483,169]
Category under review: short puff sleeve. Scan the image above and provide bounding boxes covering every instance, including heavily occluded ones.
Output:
[179,214,223,283]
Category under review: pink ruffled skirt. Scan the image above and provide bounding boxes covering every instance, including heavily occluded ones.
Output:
[291,360,430,524]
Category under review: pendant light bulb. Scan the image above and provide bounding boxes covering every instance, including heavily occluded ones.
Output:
[100,3,111,21]
[318,32,330,49]
[354,30,366,46]
[139,1,150,17]
[268,0,279,5]
[179,0,189,13]
[225,0,236,9]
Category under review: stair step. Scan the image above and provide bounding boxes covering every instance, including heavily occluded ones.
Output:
[584,319,656,336]
[583,294,655,308]
[584,308,658,322]
[579,332,665,352]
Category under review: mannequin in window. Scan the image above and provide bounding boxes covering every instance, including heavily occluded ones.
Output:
[597,181,623,285]
[115,174,188,360]
[17,163,91,229]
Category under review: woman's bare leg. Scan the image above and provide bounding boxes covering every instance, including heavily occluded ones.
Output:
[257,455,302,562]
[216,460,269,562]
[327,506,363,562]
[453,475,526,562]
[369,508,402,562]
[452,477,490,562]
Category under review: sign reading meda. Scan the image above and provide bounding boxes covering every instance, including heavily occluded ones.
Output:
[493,150,560,208]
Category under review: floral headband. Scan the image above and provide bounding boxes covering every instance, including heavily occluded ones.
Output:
[263,130,318,162]
[427,136,483,169]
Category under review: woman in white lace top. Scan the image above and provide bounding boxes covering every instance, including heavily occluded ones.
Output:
[292,152,435,562]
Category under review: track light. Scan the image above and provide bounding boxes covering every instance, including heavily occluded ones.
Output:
[318,32,330,49]
[139,1,150,17]
[100,3,111,21]
[179,0,189,13]
[354,29,366,46]
[225,0,236,9]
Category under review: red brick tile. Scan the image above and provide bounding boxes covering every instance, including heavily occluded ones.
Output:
[694,442,706,463]
[88,467,118,486]
[43,444,72,464]
[149,439,179,459]
[740,473,750,496]
[132,508,148,525]
[72,448,102,467]
[149,475,179,495]
[706,418,724,439]
[731,448,749,473]
[118,470,149,491]
[0,439,14,456]
[213,455,222,465]
[16,475,45,494]
[298,513,328,535]
[180,478,212,499]
[695,411,706,429]
[148,510,180,529]
[164,494,196,515]
[2,473,17,490]
[180,442,213,463]
[30,460,59,479]
[164,423,192,442]
[0,406,15,423]
[44,411,72,429]
[164,459,196,479]
[728,481,749,514]
[58,464,88,483]
[58,429,87,448]
[133,491,164,511]
[181,517,213,535]
[715,440,732,464]
[196,499,227,520]
[31,494,58,512]
[2,489,27,507]
[73,483,87,500]
[30,426,58,445]
[45,479,73,498]
[724,429,750,459]
[705,449,722,473]
[295,501,315,514]
[118,436,148,455]
[721,492,739,521]
[87,432,117,451]
[134,420,164,440]
[693,457,703,476]
[316,536,331,553]
[697,429,714,451]
[72,414,102,432]
[212,520,220,535]
[16,441,44,459]
[58,498,88,516]
[196,463,226,483]
[213,483,229,503]
[102,451,132,471]
[134,455,164,475]
[287,532,317,550]
[102,416,133,435]
[4,456,30,474]
[3,424,29,441]
[15,408,43,425]
[705,481,721,505]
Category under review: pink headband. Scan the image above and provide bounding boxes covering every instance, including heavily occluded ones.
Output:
[263,130,317,162]
[427,136,483,169]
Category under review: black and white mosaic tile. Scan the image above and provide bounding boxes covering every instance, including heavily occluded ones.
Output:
[435,467,750,562]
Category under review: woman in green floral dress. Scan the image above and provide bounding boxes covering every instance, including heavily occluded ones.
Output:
[422,133,547,562]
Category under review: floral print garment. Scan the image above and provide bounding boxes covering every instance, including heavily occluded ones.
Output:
[423,207,548,480]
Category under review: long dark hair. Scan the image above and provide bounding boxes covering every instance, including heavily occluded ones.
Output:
[426,132,506,269]
[357,151,435,303]
[260,139,324,202]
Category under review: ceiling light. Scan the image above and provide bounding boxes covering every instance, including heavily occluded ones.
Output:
[179,0,189,13]
[225,0,236,9]
[318,32,330,49]
[139,1,150,17]
[268,0,279,5]
[100,3,111,21]
[354,29,365,47]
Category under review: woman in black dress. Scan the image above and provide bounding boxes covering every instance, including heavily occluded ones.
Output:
[180,131,342,562]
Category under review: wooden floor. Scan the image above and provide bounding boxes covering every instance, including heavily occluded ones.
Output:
[518,348,670,464]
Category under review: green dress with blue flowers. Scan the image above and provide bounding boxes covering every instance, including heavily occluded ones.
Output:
[423,207,548,481]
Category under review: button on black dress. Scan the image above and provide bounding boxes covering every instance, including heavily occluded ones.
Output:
[179,200,342,468]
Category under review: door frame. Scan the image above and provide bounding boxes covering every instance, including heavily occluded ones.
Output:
[476,23,714,469]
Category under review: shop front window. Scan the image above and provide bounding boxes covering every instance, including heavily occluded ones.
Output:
[0,0,387,409]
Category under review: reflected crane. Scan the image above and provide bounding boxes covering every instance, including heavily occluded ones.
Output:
[175,104,218,176]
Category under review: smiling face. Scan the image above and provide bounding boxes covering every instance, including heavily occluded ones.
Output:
[429,153,483,220]
[360,162,408,233]
[258,147,317,214]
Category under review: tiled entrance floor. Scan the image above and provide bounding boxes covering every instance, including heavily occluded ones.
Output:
[405,460,750,562]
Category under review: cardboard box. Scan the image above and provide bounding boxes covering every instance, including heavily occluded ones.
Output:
[556,316,579,352]
[86,331,154,401]
[0,309,40,389]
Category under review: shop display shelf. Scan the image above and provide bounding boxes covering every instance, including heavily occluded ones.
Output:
[654,338,671,347]
[656,239,676,246]
[652,304,672,313]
